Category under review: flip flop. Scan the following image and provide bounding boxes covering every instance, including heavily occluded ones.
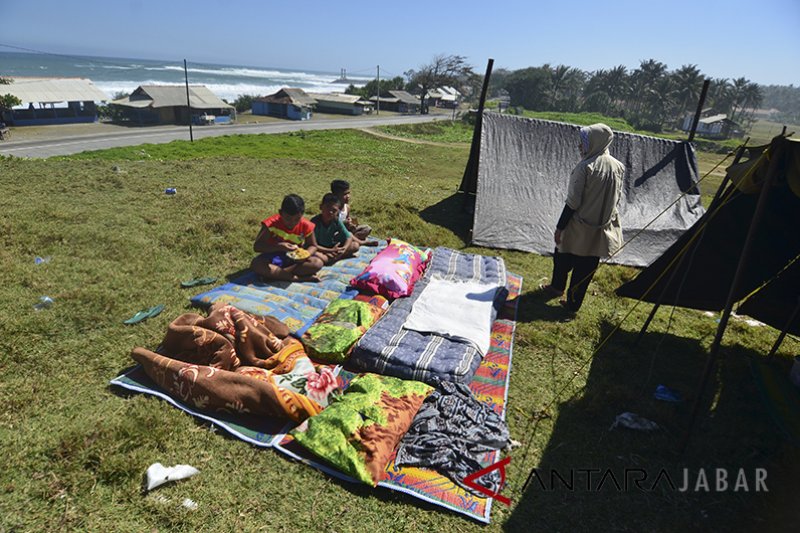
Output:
[123,304,165,325]
[180,276,218,288]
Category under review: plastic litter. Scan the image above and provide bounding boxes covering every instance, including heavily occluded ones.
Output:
[182,498,198,510]
[34,256,52,265]
[165,187,177,195]
[33,296,54,311]
[145,463,200,491]
[610,412,659,431]
[653,384,682,402]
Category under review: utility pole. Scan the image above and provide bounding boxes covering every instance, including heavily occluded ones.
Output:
[376,65,380,115]
[184,59,193,142]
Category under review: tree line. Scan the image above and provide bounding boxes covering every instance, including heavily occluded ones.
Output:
[346,55,799,134]
[490,61,771,133]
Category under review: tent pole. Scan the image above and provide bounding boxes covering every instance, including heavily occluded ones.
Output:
[459,58,493,201]
[634,142,747,345]
[680,139,783,454]
[767,295,800,360]
[687,80,710,143]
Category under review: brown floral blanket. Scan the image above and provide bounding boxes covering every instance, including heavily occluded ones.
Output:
[131,303,340,423]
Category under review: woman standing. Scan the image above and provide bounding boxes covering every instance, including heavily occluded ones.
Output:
[540,123,625,317]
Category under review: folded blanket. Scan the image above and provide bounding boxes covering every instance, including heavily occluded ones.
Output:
[302,299,386,363]
[403,277,502,356]
[130,303,341,422]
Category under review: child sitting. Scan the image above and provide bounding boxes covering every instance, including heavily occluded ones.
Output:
[330,179,377,245]
[311,193,360,265]
[251,194,324,281]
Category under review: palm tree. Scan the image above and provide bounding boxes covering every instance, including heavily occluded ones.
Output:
[549,64,585,112]
[738,82,764,131]
[629,60,667,109]
[708,78,732,115]
[672,64,704,118]
[605,65,628,115]
[727,77,753,122]
[583,69,611,114]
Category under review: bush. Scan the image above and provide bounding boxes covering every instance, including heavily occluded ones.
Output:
[233,94,256,113]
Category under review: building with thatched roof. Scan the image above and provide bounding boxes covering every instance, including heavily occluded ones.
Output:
[369,90,421,113]
[252,88,316,120]
[110,85,234,125]
[0,77,108,126]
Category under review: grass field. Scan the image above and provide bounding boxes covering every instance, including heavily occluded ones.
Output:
[1,127,797,532]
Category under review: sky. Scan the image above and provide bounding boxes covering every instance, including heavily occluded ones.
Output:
[1,0,799,86]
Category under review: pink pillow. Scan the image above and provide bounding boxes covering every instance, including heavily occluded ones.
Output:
[350,238,430,300]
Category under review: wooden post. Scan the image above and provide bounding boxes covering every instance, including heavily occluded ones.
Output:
[184,59,193,142]
[687,80,710,143]
[680,138,783,453]
[459,58,494,198]
[767,295,800,359]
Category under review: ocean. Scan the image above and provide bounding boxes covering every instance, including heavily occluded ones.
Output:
[0,51,371,102]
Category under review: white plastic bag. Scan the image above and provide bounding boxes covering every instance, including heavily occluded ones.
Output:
[145,463,200,491]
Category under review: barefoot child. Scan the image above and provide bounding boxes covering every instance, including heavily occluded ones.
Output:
[311,193,360,265]
[251,194,324,281]
[330,179,376,245]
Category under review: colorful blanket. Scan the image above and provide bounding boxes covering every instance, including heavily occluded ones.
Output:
[129,303,341,422]
[190,245,384,335]
[291,373,432,485]
[111,270,521,523]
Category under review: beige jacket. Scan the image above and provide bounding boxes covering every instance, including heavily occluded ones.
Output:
[559,123,625,257]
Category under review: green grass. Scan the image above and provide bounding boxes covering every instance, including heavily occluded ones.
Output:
[1,130,797,531]
[748,119,800,145]
[517,111,637,132]
[375,121,473,144]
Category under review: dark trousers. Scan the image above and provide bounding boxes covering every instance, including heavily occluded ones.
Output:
[550,249,600,312]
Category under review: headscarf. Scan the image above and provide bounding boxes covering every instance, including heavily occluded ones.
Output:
[579,123,614,160]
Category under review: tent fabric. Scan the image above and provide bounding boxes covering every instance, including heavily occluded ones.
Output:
[470,114,705,267]
[738,258,800,336]
[616,136,800,314]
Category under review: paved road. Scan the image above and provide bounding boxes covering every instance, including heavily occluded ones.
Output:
[0,114,450,158]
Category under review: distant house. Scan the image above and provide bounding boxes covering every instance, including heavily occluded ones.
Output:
[306,92,372,115]
[369,90,421,113]
[681,113,741,139]
[427,86,460,109]
[110,85,234,125]
[0,77,108,126]
[252,88,316,120]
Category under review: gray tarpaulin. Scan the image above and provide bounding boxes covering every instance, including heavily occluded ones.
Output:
[471,114,706,267]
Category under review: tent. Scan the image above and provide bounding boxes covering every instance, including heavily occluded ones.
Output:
[616,135,800,326]
[615,134,800,447]
[460,113,706,267]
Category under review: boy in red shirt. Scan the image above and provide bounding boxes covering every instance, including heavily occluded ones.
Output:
[250,194,324,281]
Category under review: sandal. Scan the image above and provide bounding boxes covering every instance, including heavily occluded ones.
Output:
[123,304,165,325]
[180,276,218,288]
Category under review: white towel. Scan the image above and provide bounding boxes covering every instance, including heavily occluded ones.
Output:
[403,277,500,355]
